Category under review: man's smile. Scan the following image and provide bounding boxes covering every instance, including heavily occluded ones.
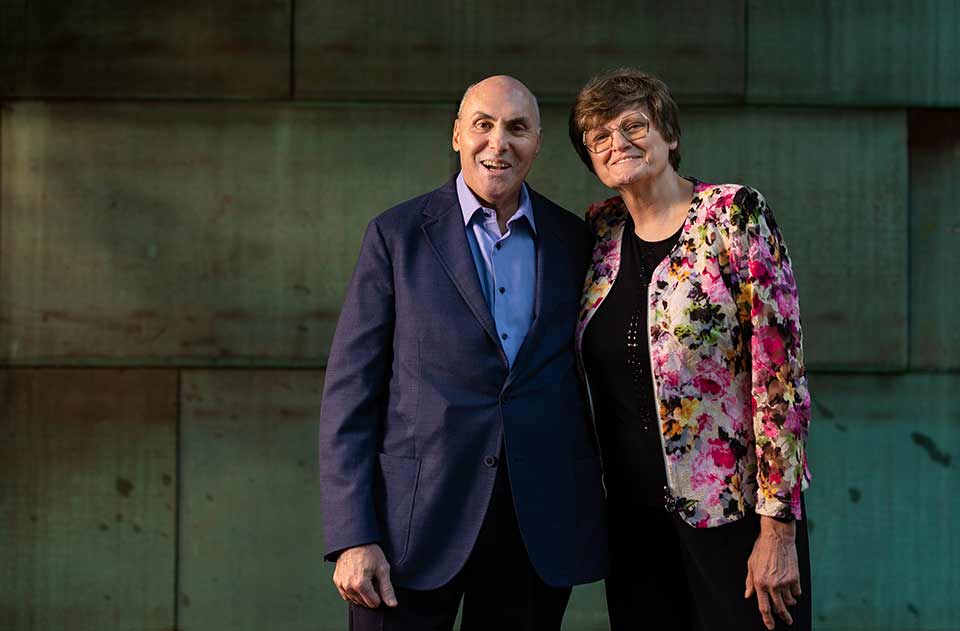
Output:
[480,159,512,171]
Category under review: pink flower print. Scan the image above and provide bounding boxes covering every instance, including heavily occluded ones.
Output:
[784,405,805,434]
[698,357,733,391]
[696,412,713,434]
[716,191,735,209]
[694,375,723,396]
[701,270,730,304]
[708,438,736,469]
[756,327,786,366]
[763,417,780,439]
[749,259,771,285]
[775,290,798,321]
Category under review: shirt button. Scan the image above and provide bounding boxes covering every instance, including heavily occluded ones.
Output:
[495,243,502,250]
[499,287,506,294]
[501,333,508,340]
[483,455,498,468]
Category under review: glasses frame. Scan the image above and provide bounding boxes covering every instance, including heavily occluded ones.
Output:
[582,111,651,154]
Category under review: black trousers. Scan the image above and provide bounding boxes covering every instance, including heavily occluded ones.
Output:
[606,500,812,631]
[349,458,571,631]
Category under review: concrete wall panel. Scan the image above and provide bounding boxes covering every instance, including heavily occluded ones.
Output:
[533,106,908,371]
[747,0,960,106]
[0,102,455,365]
[178,369,342,629]
[909,110,960,370]
[296,0,744,103]
[805,374,959,630]
[0,369,177,630]
[0,0,291,98]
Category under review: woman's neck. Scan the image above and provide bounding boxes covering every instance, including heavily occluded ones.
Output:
[618,170,693,240]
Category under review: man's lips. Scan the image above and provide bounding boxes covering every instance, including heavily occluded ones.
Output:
[480,159,512,171]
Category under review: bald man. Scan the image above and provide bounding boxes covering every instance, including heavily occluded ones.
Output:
[319,76,608,630]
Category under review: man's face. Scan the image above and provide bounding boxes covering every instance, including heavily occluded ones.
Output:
[452,77,541,212]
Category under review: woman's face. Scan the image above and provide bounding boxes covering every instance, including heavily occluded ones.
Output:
[585,108,677,191]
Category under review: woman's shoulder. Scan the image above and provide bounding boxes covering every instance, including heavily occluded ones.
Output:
[690,180,769,228]
[583,195,627,235]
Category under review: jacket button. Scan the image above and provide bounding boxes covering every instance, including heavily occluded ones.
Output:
[483,455,498,468]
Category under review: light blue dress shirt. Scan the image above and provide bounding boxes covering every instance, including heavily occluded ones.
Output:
[456,172,537,368]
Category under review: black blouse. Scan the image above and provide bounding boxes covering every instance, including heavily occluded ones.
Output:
[582,213,683,508]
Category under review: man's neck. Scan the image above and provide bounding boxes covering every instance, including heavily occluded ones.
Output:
[472,189,521,235]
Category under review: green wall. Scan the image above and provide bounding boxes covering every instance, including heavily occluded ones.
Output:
[1,2,957,629]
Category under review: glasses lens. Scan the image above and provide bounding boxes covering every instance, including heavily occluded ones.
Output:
[621,118,648,140]
[585,131,611,153]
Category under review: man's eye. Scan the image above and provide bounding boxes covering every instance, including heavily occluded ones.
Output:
[510,125,528,133]
[475,121,492,130]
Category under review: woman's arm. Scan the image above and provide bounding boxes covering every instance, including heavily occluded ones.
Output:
[729,186,811,520]
[729,186,810,628]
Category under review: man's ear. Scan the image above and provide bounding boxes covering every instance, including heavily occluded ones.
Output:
[452,119,461,152]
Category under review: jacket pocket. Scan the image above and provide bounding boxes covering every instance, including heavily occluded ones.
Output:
[373,452,421,565]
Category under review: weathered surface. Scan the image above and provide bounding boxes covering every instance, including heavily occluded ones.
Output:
[296,0,744,103]
[684,108,907,370]
[0,102,455,366]
[178,370,346,628]
[747,0,960,106]
[0,369,177,630]
[909,110,960,370]
[0,0,291,98]
[534,105,908,371]
[805,374,960,630]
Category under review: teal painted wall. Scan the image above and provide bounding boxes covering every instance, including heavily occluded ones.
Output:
[1,2,957,630]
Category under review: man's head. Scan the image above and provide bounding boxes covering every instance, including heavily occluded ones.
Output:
[452,76,541,213]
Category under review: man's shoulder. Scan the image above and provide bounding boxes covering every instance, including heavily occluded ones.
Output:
[527,186,585,233]
[370,179,456,232]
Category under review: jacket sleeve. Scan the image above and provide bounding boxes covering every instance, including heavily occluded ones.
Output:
[729,187,811,520]
[318,218,395,559]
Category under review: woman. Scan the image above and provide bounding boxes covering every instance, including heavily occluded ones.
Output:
[570,69,812,631]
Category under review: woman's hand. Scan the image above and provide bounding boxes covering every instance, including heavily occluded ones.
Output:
[745,516,801,629]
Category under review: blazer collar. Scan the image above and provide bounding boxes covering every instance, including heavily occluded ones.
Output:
[421,175,565,374]
[420,176,503,359]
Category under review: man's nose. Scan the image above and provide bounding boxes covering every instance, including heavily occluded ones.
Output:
[487,126,508,151]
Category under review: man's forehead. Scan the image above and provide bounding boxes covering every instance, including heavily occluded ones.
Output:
[460,77,539,121]
[465,108,536,122]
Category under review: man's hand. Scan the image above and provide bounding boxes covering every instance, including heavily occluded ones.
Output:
[745,517,801,630]
[333,544,398,609]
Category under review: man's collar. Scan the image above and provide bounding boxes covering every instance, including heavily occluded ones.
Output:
[455,171,537,234]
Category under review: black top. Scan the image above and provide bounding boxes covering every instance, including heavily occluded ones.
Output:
[582,213,683,508]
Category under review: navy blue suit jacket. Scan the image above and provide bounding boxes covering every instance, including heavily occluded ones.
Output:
[319,175,608,589]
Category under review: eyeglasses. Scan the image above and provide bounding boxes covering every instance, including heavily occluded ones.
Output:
[582,112,650,154]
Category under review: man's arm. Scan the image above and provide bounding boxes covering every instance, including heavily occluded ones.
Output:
[319,219,398,606]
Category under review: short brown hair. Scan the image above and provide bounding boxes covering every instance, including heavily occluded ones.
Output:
[569,69,681,173]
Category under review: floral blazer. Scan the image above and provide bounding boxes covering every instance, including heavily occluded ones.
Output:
[575,181,811,528]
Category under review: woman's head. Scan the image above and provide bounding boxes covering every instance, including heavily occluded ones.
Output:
[569,69,682,178]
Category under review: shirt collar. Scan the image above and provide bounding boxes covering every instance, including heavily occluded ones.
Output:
[456,171,537,234]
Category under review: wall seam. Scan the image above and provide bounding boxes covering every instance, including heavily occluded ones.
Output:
[904,108,913,370]
[173,369,183,630]
[289,0,296,99]
[742,0,749,105]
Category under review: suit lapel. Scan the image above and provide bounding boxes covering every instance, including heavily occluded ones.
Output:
[421,180,502,354]
[506,188,564,379]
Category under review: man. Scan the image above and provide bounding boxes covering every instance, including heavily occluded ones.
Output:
[319,75,607,631]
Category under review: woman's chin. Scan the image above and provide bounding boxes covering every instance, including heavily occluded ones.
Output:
[606,172,646,191]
